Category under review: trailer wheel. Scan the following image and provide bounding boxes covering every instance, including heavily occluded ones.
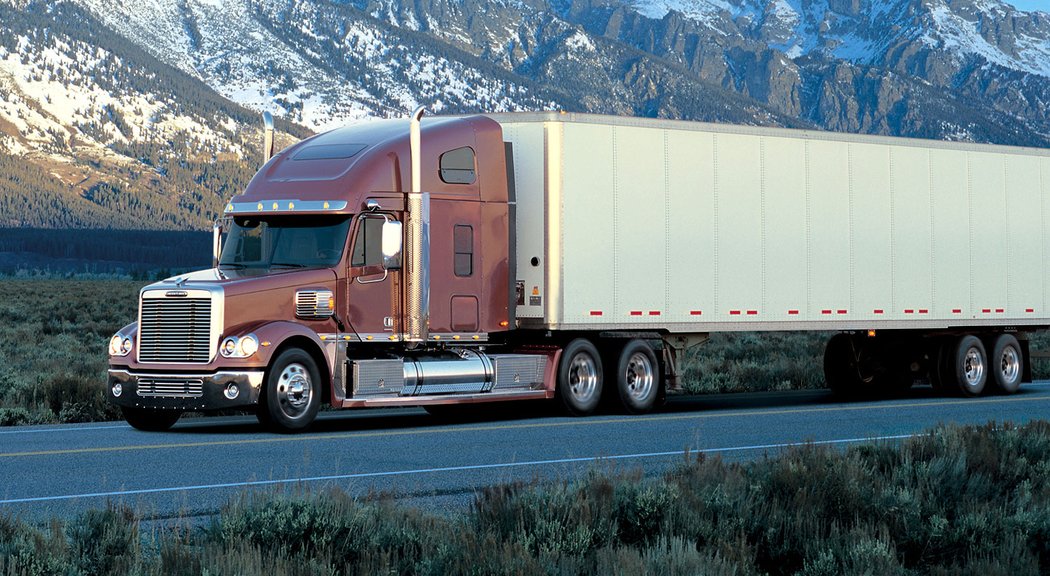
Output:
[989,334,1023,395]
[121,407,181,432]
[945,335,987,397]
[614,340,661,414]
[259,348,321,432]
[557,338,603,415]
[824,333,872,397]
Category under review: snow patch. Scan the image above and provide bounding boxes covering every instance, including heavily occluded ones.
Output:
[565,31,596,52]
[923,4,1050,77]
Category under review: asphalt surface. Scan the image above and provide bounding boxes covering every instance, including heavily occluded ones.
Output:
[2,383,1050,521]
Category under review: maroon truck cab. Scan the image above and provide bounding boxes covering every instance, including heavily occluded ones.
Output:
[107,114,560,432]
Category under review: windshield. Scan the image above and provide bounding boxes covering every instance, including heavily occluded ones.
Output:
[219,215,351,270]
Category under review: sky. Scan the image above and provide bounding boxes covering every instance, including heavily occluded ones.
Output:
[1003,0,1047,12]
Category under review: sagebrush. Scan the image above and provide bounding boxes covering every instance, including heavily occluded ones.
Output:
[3,422,1050,574]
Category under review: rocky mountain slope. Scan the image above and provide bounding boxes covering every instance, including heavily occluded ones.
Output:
[1,0,1048,230]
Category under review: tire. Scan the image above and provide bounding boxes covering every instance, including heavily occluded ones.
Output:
[121,407,181,432]
[989,334,1023,395]
[945,335,988,397]
[614,339,661,414]
[824,333,869,397]
[557,338,603,415]
[260,348,322,432]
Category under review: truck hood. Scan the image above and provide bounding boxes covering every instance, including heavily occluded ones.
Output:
[155,267,338,298]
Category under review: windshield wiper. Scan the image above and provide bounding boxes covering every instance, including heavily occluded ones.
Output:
[270,262,307,268]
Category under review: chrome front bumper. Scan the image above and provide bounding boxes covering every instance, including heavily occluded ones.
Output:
[107,369,264,411]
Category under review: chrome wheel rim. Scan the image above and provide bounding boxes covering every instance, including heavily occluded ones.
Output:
[277,363,312,418]
[963,346,985,389]
[999,345,1020,385]
[624,352,655,402]
[569,353,598,404]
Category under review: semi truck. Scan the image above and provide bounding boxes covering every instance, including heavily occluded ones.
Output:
[107,110,1050,432]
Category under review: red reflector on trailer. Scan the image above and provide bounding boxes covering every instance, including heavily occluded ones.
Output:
[590,311,603,316]
[746,310,758,315]
[904,309,914,314]
[996,308,1004,313]
[952,309,962,314]
[983,309,991,313]
[690,310,703,316]
[649,311,661,316]
[837,310,847,315]
[788,310,799,315]
[730,310,742,316]
[629,311,642,316]
[821,310,832,315]
[874,309,884,314]
[919,309,928,314]
[1027,308,1035,313]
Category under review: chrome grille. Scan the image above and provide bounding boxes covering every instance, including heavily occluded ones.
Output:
[137,378,204,398]
[139,298,213,363]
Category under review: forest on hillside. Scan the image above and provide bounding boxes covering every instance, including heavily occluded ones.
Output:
[0,227,210,277]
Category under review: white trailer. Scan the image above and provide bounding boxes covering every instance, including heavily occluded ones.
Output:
[494,112,1050,399]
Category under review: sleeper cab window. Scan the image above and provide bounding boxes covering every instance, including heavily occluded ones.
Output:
[351,216,384,267]
[440,147,476,184]
[454,225,473,277]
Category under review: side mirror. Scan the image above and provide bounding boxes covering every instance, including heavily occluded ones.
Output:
[212,219,225,268]
[382,220,403,270]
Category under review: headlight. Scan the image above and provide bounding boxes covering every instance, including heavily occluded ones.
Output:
[109,333,132,357]
[220,334,259,358]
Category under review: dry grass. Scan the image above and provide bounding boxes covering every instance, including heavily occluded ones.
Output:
[0,279,139,425]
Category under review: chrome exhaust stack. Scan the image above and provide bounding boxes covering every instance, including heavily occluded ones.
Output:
[262,111,275,165]
[406,107,430,343]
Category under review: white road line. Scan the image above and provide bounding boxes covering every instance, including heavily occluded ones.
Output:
[0,424,130,435]
[0,433,916,505]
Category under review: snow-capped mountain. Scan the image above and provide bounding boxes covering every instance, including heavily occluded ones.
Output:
[2,0,1049,230]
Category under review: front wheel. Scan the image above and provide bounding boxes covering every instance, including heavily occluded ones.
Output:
[121,407,181,432]
[259,348,322,432]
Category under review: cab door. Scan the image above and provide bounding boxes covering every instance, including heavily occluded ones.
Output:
[347,213,401,339]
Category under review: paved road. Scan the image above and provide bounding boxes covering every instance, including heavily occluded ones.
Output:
[3,383,1050,521]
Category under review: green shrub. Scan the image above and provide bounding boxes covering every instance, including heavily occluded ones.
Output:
[4,422,1050,574]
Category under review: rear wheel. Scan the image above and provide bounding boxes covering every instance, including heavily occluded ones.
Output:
[557,338,603,415]
[259,348,322,432]
[989,334,1023,394]
[945,335,987,397]
[121,407,181,432]
[614,339,661,414]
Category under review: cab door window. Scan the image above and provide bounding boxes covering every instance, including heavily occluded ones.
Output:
[351,216,385,267]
